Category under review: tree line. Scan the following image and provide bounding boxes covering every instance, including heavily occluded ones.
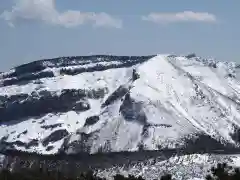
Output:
[1,162,240,180]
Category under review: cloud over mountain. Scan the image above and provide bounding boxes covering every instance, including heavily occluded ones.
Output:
[1,0,122,28]
[142,11,217,24]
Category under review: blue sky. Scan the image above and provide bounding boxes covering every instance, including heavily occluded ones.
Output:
[0,0,239,71]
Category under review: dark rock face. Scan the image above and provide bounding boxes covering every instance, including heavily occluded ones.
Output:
[185,53,197,59]
[1,55,154,87]
[101,85,129,108]
[60,61,141,76]
[42,129,69,147]
[119,93,147,125]
[84,116,100,126]
[17,130,28,138]
[61,132,94,154]
[41,123,63,130]
[132,69,140,81]
[26,139,39,149]
[46,146,54,151]
[3,71,54,86]
[86,88,108,99]
[0,137,39,150]
[0,88,110,123]
[230,125,240,144]
[0,140,26,149]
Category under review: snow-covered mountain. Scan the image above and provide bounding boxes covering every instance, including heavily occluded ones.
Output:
[1,54,240,155]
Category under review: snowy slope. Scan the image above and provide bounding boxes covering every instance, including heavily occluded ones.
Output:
[1,54,240,155]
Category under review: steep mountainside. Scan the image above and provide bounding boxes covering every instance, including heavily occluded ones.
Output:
[1,54,240,155]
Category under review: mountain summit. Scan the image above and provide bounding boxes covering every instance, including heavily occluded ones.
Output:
[0,54,240,155]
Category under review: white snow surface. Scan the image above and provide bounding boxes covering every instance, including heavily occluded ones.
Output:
[1,54,240,154]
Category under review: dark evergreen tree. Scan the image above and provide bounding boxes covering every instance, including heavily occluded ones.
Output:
[2,162,240,180]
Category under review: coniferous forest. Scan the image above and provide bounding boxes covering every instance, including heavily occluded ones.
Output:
[0,163,240,180]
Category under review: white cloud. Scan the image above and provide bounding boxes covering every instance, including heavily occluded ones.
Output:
[1,0,122,28]
[142,11,217,24]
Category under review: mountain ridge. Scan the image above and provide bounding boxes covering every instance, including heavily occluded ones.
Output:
[1,54,240,156]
